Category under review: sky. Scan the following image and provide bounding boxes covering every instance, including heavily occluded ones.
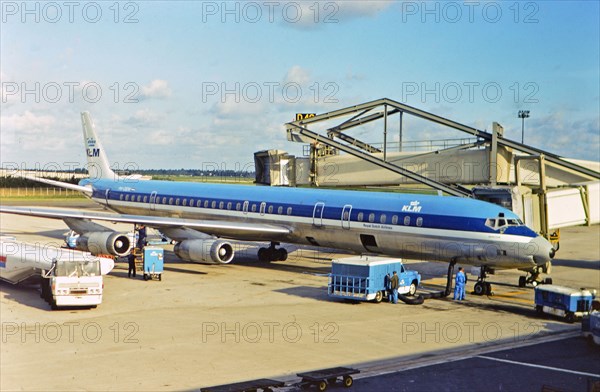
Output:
[1,0,599,172]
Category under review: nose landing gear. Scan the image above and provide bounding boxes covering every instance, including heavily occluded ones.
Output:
[473,266,494,296]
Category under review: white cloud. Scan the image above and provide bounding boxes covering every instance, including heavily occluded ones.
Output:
[140,79,172,100]
[279,1,394,30]
[284,65,312,86]
[2,110,56,131]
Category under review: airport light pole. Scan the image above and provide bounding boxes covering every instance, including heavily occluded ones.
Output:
[518,110,530,144]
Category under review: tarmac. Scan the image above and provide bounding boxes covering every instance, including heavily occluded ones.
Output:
[0,199,598,391]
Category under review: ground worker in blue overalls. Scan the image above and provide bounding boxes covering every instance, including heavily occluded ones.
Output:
[454,267,466,300]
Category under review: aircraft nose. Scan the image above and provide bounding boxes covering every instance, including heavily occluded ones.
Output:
[531,235,555,265]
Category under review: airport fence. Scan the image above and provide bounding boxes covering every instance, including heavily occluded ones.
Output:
[0,187,81,197]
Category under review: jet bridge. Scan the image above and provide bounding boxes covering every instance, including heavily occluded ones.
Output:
[285,98,599,187]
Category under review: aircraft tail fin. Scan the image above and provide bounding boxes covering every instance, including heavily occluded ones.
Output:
[81,112,117,180]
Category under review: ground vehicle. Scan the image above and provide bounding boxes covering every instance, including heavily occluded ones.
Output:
[328,256,421,303]
[582,311,600,345]
[141,246,164,281]
[1,236,114,309]
[534,285,596,323]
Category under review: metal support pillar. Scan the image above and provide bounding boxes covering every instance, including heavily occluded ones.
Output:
[383,104,387,161]
[398,111,403,152]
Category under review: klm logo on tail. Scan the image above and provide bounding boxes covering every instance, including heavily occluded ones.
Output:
[86,137,100,157]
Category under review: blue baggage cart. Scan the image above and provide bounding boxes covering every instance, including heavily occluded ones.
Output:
[534,285,596,323]
[142,246,164,281]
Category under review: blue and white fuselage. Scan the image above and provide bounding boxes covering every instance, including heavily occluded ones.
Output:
[81,176,553,270]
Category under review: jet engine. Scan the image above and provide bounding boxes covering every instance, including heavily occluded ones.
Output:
[174,239,234,264]
[76,232,131,256]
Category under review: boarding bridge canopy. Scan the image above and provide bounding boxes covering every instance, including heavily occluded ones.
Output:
[286,98,599,195]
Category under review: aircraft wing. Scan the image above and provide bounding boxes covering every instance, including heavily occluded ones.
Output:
[0,206,291,240]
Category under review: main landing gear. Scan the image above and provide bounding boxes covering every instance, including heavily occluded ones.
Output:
[473,266,494,296]
[257,242,288,262]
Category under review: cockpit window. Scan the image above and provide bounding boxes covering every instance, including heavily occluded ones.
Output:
[485,215,522,231]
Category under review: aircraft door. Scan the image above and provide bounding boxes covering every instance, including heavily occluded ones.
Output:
[313,202,325,227]
[341,204,352,229]
[150,191,158,211]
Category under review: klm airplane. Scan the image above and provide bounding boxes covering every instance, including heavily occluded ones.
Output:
[1,112,555,295]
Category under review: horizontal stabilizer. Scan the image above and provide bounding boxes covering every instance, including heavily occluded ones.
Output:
[11,173,92,194]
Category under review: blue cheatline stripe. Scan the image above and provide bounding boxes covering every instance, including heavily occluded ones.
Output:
[82,178,537,238]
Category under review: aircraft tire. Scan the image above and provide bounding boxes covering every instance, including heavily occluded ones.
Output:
[399,294,424,305]
[485,283,492,295]
[474,282,485,296]
[258,248,269,262]
[276,248,288,261]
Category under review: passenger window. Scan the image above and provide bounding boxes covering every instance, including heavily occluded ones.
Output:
[120,194,124,201]
[169,198,174,205]
[211,201,217,209]
[277,206,283,214]
[125,194,130,201]
[287,207,292,215]
[251,204,257,212]
[343,211,349,220]
[268,205,273,214]
[143,196,148,203]
[219,201,224,209]
[183,199,187,206]
[368,213,375,223]
[380,214,386,224]
[227,202,232,210]
[392,215,398,225]
[204,200,209,208]
[197,200,202,207]
[175,198,180,206]
[404,216,410,226]
[357,212,363,222]
[162,197,167,204]
[416,217,423,227]
[236,202,241,211]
